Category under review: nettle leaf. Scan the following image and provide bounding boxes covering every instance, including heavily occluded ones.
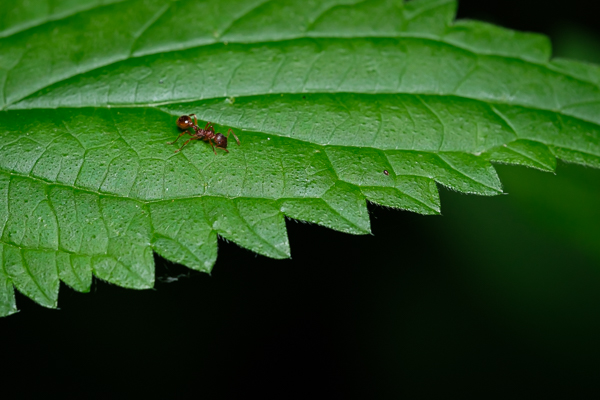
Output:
[0,0,599,316]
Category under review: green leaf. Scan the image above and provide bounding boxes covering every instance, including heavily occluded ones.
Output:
[0,0,599,316]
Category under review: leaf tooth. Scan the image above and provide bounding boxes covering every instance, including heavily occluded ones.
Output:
[436,153,503,195]
[3,245,59,309]
[57,253,92,293]
[92,250,154,290]
[487,140,557,172]
[362,176,441,215]
[149,199,218,272]
[0,244,18,317]
[93,198,154,288]
[203,197,290,260]
[550,146,600,169]
[387,151,503,196]
[321,181,371,235]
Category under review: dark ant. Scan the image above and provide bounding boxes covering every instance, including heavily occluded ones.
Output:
[168,114,240,154]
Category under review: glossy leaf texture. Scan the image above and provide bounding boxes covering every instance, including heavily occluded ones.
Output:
[1,0,599,316]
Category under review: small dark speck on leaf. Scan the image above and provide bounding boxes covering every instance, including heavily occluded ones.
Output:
[302,95,306,99]
[159,79,164,84]
[383,170,389,176]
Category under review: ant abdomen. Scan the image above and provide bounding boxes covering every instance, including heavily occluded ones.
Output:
[214,133,227,148]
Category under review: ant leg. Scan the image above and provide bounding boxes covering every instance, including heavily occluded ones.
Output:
[167,131,188,145]
[207,138,218,155]
[226,128,240,145]
[214,139,230,153]
[204,122,216,133]
[189,114,198,126]
[174,137,197,153]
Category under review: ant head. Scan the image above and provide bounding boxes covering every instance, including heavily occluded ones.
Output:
[177,115,193,129]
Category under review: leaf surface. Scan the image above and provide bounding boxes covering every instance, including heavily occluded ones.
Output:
[0,0,599,315]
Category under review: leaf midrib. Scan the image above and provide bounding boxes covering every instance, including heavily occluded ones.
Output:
[8,90,597,136]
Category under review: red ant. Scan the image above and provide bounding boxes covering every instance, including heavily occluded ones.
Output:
[168,114,240,154]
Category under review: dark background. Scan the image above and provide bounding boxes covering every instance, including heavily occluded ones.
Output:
[3,1,600,398]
